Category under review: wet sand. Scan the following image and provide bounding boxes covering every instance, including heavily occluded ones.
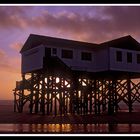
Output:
[1,104,140,124]
[1,103,140,134]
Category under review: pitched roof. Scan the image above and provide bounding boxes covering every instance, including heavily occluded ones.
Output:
[20,34,97,53]
[99,35,140,51]
[20,34,140,53]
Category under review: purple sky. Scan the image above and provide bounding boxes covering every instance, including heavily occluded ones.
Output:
[1,5,140,99]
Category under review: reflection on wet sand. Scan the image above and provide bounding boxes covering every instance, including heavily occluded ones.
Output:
[0,123,140,133]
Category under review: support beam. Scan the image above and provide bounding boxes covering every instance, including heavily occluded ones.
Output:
[94,79,97,114]
[41,74,45,115]
[108,80,115,115]
[127,77,132,113]
[35,74,40,114]
[13,72,140,116]
[19,74,25,113]
[29,73,34,113]
[13,91,16,112]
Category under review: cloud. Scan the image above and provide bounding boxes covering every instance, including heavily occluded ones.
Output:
[103,7,140,31]
[0,48,6,57]
[0,6,31,29]
[28,7,140,43]
[0,48,20,73]
[92,6,140,42]
[28,9,107,42]
[10,42,23,52]
[1,6,140,43]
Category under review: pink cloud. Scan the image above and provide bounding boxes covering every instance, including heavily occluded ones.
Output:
[0,48,6,57]
[0,48,20,73]
[10,42,23,52]
[0,6,30,29]
[1,6,140,43]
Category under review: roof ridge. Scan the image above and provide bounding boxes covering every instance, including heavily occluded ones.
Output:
[100,35,132,45]
[29,34,97,45]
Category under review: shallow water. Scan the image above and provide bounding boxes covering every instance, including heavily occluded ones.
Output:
[0,123,140,134]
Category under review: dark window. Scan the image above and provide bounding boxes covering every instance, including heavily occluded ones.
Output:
[61,49,73,59]
[45,48,51,57]
[137,54,140,64]
[81,52,92,61]
[52,48,57,55]
[127,52,132,63]
[116,51,122,62]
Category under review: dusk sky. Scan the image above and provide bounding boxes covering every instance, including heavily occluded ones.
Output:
[1,5,140,99]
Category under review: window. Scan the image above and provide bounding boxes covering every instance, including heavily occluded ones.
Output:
[52,48,57,55]
[137,54,140,64]
[61,49,73,59]
[127,52,132,63]
[116,51,122,62]
[45,48,51,57]
[81,52,92,61]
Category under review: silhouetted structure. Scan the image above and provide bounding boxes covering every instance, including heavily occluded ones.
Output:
[13,34,140,115]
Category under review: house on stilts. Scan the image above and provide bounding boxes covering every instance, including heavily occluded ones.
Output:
[13,34,140,115]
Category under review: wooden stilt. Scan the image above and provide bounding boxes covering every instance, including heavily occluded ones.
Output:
[127,77,132,113]
[13,71,140,116]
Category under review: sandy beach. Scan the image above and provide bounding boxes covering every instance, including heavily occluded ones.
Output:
[0,102,140,124]
[1,101,140,134]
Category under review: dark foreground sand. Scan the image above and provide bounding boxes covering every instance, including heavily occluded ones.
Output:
[1,104,140,124]
[1,103,140,134]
